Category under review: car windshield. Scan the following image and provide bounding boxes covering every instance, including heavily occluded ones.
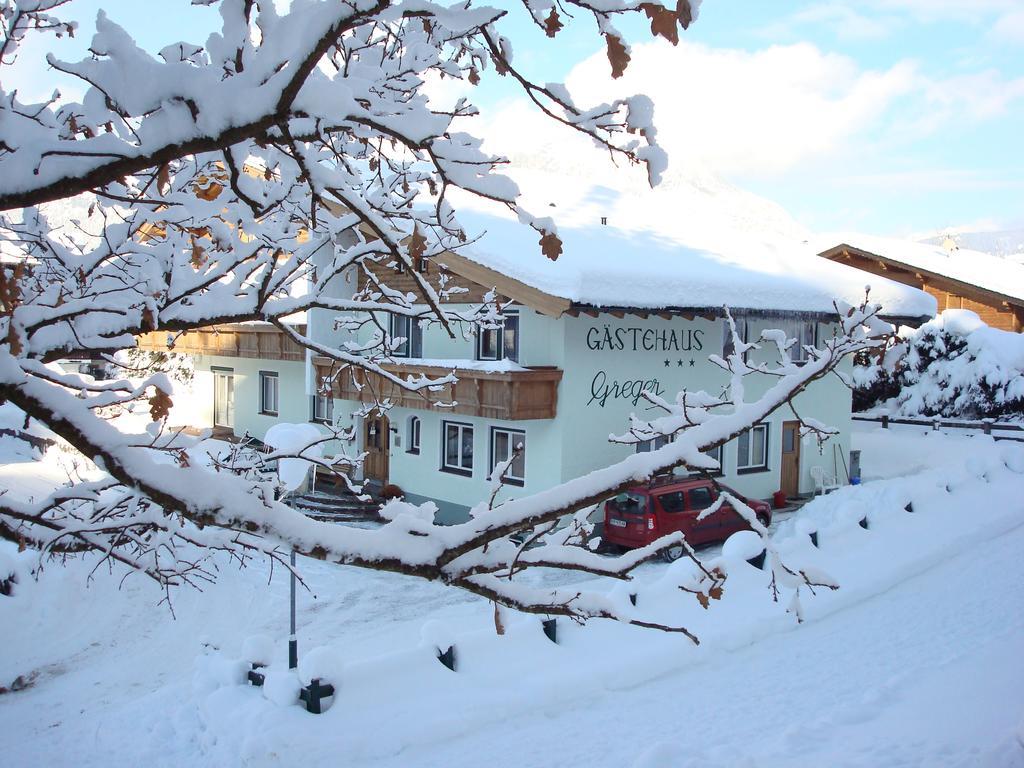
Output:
[607,492,648,516]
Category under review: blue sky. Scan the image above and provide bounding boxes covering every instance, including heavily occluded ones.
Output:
[7,0,1023,239]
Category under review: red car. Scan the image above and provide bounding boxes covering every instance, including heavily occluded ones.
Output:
[602,476,772,561]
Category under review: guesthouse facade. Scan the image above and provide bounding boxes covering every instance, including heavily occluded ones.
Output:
[140,179,935,523]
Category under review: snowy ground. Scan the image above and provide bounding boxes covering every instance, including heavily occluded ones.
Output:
[2,426,1023,767]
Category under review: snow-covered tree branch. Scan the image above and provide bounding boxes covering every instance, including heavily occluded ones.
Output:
[0,0,895,639]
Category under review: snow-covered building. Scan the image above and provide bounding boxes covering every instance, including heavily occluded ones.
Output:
[818,234,1024,333]
[141,174,935,522]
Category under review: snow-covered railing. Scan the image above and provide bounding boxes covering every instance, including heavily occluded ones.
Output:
[852,414,1024,442]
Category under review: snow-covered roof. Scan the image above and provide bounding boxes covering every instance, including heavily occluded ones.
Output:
[449,169,935,320]
[816,233,1024,305]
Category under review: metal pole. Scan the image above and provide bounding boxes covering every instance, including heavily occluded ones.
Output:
[289,547,298,670]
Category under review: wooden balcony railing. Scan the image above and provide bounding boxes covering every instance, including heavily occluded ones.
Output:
[314,357,563,421]
[137,323,306,362]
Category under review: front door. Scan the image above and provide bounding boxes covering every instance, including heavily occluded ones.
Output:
[780,420,801,498]
[213,369,235,429]
[363,414,390,484]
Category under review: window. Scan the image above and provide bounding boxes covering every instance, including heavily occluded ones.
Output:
[722,318,749,359]
[390,314,423,358]
[657,491,685,513]
[259,371,279,416]
[774,320,818,363]
[416,255,429,273]
[476,312,519,362]
[737,423,769,473]
[311,392,334,424]
[688,486,715,510]
[442,421,473,475]
[701,444,724,476]
[502,313,519,363]
[636,434,672,453]
[490,427,526,486]
[213,367,234,428]
[407,416,421,455]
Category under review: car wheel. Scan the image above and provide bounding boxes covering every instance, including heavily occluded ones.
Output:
[662,544,685,563]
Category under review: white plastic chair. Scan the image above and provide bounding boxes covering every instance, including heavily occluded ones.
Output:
[810,466,841,495]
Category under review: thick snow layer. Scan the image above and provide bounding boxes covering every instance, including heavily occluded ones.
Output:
[447,169,934,318]
[818,231,1024,303]
[883,310,1024,420]
[2,429,1023,767]
[263,422,323,492]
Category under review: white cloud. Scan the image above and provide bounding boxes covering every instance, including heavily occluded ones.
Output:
[870,0,1017,22]
[991,9,1024,43]
[834,168,1024,192]
[471,38,1024,184]
[760,3,900,41]
[480,41,919,178]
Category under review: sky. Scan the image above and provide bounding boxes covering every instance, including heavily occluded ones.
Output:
[3,0,1023,240]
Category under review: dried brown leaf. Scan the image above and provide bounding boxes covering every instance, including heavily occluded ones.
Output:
[544,7,563,37]
[695,592,710,609]
[641,3,679,45]
[6,323,22,356]
[605,34,631,79]
[149,389,173,422]
[539,231,562,261]
[468,67,480,85]
[190,239,207,269]
[409,226,427,261]
[157,163,170,195]
[677,0,694,29]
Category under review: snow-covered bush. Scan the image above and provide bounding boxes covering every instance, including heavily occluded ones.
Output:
[855,310,1024,420]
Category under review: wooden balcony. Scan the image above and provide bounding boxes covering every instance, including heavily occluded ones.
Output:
[314,357,563,421]
[137,323,307,362]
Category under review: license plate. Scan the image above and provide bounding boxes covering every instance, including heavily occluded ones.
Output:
[609,519,627,528]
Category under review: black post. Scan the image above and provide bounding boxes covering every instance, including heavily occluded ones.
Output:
[881,414,889,429]
[289,548,298,670]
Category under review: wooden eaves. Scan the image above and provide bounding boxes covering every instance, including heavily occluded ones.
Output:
[819,243,1024,314]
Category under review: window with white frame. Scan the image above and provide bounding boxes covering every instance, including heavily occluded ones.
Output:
[390,314,422,358]
[476,311,519,362]
[779,319,817,363]
[636,434,672,453]
[701,444,724,476]
[259,371,279,416]
[722,317,749,359]
[441,421,473,475]
[737,423,769,473]
[490,427,526,486]
[311,392,333,423]
[407,415,421,455]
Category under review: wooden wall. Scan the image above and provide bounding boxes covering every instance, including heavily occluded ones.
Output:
[823,250,1023,333]
[356,258,503,305]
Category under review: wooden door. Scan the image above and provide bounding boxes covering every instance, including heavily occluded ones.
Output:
[780,420,801,498]
[363,414,390,484]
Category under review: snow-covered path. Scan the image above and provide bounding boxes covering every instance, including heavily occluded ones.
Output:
[2,429,1024,767]
[372,518,1024,768]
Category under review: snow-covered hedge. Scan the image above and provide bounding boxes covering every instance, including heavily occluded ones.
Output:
[855,310,1024,420]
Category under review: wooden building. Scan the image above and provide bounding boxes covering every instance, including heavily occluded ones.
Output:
[818,238,1024,332]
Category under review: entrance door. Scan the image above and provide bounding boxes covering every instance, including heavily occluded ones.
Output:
[213,369,235,429]
[780,420,801,498]
[363,414,390,484]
